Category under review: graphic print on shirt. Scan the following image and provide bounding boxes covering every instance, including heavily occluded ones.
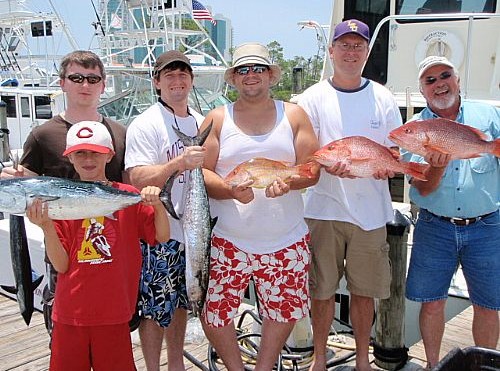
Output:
[166,138,186,184]
[77,217,113,264]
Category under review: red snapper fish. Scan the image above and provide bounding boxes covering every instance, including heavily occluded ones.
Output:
[388,118,500,159]
[224,157,318,188]
[312,136,429,180]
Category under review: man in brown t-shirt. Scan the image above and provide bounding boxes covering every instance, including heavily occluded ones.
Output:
[0,50,126,339]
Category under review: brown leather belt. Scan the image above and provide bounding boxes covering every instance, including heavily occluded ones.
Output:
[428,210,496,226]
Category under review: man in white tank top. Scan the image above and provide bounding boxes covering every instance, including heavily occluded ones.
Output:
[298,19,403,371]
[198,43,320,370]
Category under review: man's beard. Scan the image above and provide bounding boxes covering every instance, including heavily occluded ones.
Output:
[432,92,459,110]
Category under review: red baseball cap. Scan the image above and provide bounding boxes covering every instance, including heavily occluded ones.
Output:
[63,121,114,156]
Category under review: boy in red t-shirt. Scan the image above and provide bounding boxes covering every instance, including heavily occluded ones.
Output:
[26,120,170,371]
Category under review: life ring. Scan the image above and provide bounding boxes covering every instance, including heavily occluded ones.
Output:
[414,30,464,69]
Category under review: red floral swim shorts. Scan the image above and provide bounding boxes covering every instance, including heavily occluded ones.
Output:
[202,234,310,327]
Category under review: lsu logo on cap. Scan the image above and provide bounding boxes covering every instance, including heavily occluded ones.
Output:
[347,20,358,31]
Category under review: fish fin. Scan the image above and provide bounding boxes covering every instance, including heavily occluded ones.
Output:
[31,274,44,291]
[467,126,490,141]
[0,285,17,295]
[163,172,180,220]
[403,162,430,181]
[492,139,500,158]
[422,144,451,155]
[251,157,290,168]
[30,195,60,202]
[210,216,218,231]
[297,161,319,179]
[350,157,372,164]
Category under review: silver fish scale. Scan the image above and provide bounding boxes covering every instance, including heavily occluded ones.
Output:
[182,167,212,317]
[0,176,142,220]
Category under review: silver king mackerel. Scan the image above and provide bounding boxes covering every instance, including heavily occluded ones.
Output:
[0,177,169,220]
[167,122,216,317]
[1,215,43,326]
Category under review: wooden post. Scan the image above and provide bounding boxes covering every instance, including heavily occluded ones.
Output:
[374,210,410,370]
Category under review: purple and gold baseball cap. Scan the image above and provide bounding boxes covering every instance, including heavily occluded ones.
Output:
[333,19,370,41]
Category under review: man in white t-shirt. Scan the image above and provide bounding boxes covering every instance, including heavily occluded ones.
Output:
[198,42,320,370]
[125,50,205,371]
[298,19,402,371]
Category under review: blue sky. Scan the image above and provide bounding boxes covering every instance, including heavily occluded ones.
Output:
[29,0,333,59]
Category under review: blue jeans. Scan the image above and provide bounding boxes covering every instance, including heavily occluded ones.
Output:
[406,209,500,310]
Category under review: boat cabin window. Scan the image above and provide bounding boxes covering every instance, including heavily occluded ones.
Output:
[35,96,52,120]
[343,0,390,84]
[397,0,496,14]
[1,96,16,118]
[20,97,30,118]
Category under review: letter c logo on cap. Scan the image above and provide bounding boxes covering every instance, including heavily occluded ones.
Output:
[76,127,94,139]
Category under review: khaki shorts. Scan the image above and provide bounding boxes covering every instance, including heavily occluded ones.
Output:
[306,219,391,300]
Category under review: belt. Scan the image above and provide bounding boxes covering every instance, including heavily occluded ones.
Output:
[427,210,496,226]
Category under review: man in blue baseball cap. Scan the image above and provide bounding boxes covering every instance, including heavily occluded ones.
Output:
[298,18,402,371]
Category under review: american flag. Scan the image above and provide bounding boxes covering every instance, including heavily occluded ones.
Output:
[192,0,216,25]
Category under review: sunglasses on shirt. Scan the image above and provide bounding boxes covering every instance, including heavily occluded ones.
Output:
[234,65,270,75]
[423,71,453,86]
[65,73,103,84]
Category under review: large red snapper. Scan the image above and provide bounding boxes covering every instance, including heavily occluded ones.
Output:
[224,157,318,188]
[388,118,500,159]
[312,136,429,180]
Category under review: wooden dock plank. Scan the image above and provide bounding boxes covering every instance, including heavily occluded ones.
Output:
[408,305,500,363]
[1,293,496,370]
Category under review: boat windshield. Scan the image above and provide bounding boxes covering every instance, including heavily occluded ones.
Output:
[396,0,496,14]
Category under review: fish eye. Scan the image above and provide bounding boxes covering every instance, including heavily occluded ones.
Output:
[404,128,412,134]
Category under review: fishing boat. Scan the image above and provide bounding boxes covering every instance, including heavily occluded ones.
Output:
[0,0,230,158]
[324,0,500,117]
[94,0,230,123]
[0,0,230,311]
[304,0,500,361]
[0,1,498,369]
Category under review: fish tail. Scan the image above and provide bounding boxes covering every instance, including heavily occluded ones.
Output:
[492,139,500,158]
[0,285,17,294]
[32,275,44,291]
[161,173,180,220]
[298,161,320,178]
[196,121,213,146]
[404,162,429,181]
[172,121,213,147]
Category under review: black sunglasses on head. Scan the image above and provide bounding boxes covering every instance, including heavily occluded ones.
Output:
[234,65,269,75]
[65,73,103,84]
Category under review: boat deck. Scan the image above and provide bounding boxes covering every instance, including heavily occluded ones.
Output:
[1,294,497,370]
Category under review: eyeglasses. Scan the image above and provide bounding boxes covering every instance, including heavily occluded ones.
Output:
[234,65,269,75]
[423,71,453,86]
[65,73,103,84]
[335,42,366,52]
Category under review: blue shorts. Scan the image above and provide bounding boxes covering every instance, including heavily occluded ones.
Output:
[406,209,500,310]
[138,240,189,327]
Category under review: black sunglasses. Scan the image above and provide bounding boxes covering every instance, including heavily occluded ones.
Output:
[423,71,453,86]
[66,73,103,84]
[234,65,269,75]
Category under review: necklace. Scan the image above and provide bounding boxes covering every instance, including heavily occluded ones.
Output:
[158,98,198,132]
